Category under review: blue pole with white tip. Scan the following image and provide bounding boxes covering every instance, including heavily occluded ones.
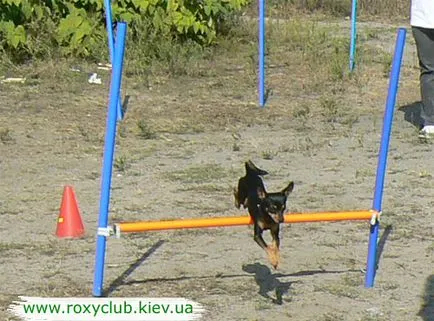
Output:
[93,22,127,297]
[365,28,406,288]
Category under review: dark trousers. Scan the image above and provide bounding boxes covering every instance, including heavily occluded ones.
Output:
[412,26,434,126]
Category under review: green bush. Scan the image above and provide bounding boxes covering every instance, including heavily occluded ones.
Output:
[0,0,250,62]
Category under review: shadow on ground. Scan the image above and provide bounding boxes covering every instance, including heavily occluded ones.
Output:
[419,275,434,321]
[106,240,166,296]
[376,224,393,270]
[398,101,423,129]
[119,262,361,305]
[242,263,298,304]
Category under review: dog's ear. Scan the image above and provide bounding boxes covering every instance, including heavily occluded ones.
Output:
[245,160,256,173]
[257,187,267,200]
[245,160,268,176]
[282,181,294,197]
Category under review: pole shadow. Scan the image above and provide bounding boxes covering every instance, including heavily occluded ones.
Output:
[125,264,360,305]
[121,94,131,117]
[376,224,393,270]
[419,275,434,321]
[106,239,165,296]
[264,88,272,106]
[125,267,360,285]
[398,101,424,129]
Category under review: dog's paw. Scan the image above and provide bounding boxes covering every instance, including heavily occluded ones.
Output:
[242,199,248,209]
[266,245,280,270]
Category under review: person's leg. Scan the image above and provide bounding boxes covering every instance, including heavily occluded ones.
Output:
[412,27,434,128]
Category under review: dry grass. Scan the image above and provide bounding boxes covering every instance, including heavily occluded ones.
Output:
[0,128,14,144]
[1,7,399,139]
[358,0,409,17]
[164,164,232,184]
[261,0,409,19]
[114,14,394,138]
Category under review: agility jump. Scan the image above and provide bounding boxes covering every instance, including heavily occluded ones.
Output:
[114,210,376,235]
[91,0,407,297]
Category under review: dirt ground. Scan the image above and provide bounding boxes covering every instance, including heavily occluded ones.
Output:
[0,15,433,321]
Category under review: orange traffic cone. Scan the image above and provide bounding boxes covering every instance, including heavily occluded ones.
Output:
[56,185,85,238]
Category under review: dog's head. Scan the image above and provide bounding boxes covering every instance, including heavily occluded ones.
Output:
[258,181,294,223]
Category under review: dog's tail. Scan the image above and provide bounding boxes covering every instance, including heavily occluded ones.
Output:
[245,160,268,176]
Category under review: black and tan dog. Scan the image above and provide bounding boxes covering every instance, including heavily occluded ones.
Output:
[234,160,294,269]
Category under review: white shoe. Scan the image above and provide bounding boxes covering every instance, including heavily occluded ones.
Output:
[418,125,434,140]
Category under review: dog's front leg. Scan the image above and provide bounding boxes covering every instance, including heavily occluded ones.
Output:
[268,224,281,269]
[233,187,241,208]
[270,224,280,250]
[253,223,268,250]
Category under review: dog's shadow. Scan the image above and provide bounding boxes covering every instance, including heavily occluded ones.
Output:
[242,263,298,305]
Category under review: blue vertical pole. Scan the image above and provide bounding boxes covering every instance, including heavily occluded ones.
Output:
[349,0,357,72]
[258,0,265,107]
[365,28,406,288]
[104,0,124,121]
[104,0,115,64]
[93,22,128,297]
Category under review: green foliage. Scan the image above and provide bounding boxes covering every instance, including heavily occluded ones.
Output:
[57,7,105,57]
[0,20,26,48]
[0,0,250,62]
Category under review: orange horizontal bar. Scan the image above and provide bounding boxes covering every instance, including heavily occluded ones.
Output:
[115,210,377,234]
